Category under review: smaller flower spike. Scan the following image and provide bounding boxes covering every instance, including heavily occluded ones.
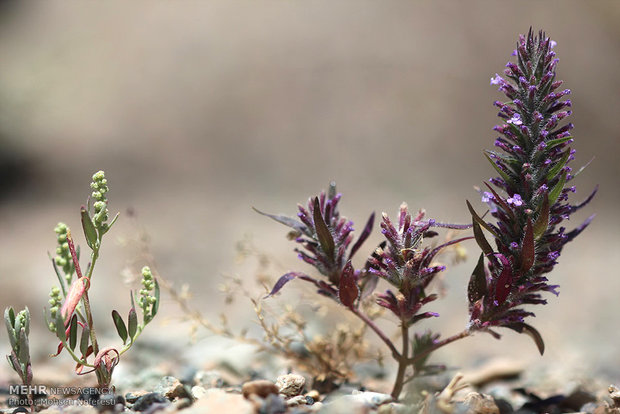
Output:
[257,182,375,305]
[468,29,596,352]
[369,204,471,326]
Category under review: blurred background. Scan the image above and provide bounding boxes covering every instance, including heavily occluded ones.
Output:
[0,1,618,388]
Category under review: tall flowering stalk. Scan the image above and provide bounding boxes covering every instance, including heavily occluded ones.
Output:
[467,29,596,351]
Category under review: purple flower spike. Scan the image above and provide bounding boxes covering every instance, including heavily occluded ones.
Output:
[468,29,596,353]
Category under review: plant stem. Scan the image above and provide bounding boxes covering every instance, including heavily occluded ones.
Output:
[406,329,471,365]
[349,306,400,359]
[390,321,409,400]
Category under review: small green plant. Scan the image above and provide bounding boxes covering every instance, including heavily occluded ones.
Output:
[4,306,33,408]
[45,171,160,388]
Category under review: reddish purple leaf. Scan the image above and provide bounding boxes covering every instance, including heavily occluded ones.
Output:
[468,253,487,304]
[313,197,335,260]
[265,272,317,298]
[483,182,515,220]
[506,322,545,355]
[349,212,375,260]
[338,261,359,308]
[494,254,513,304]
[466,200,500,239]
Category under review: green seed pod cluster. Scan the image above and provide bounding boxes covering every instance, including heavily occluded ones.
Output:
[90,170,110,231]
[54,222,74,280]
[48,286,62,331]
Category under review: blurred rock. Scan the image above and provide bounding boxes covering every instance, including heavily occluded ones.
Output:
[193,370,225,389]
[154,376,188,400]
[286,395,308,407]
[131,392,169,411]
[177,389,253,414]
[242,379,279,399]
[459,392,499,414]
[276,373,306,398]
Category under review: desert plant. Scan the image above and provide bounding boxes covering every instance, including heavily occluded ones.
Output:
[258,29,595,401]
[4,306,33,410]
[44,171,160,388]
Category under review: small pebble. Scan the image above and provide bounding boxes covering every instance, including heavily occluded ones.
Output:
[350,390,393,407]
[132,392,169,412]
[194,370,225,389]
[461,392,499,414]
[154,376,187,400]
[242,379,279,399]
[125,390,149,403]
[286,395,308,407]
[191,385,208,400]
[276,374,306,398]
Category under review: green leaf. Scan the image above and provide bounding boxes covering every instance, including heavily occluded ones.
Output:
[80,206,98,250]
[4,307,16,349]
[128,308,138,340]
[468,253,487,303]
[112,310,128,344]
[533,193,549,240]
[313,197,335,260]
[545,149,570,181]
[55,313,66,342]
[466,200,500,239]
[521,217,535,273]
[102,212,120,235]
[549,171,567,205]
[151,279,160,319]
[80,325,90,357]
[484,151,513,185]
[69,314,78,351]
[545,136,572,150]
[17,328,30,364]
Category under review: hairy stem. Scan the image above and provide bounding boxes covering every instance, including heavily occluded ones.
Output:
[406,329,471,365]
[390,321,409,400]
[349,306,400,359]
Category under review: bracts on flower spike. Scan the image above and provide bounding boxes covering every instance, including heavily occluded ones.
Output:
[467,29,596,353]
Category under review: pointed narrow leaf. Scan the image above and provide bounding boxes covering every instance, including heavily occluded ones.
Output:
[102,212,120,234]
[252,207,309,235]
[55,313,66,342]
[494,254,513,304]
[533,193,550,240]
[17,329,30,364]
[68,314,78,351]
[545,136,573,150]
[571,185,598,213]
[112,310,128,343]
[467,200,500,239]
[4,307,16,349]
[349,212,375,260]
[468,253,487,303]
[81,206,98,250]
[484,151,513,185]
[313,197,335,260]
[483,183,515,220]
[266,272,308,298]
[521,217,535,273]
[151,278,160,318]
[128,308,138,339]
[80,325,90,356]
[546,150,570,181]
[549,171,567,204]
[472,220,494,258]
[506,323,545,355]
[338,261,359,308]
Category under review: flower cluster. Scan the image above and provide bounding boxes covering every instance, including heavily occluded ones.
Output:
[369,204,469,326]
[256,182,375,304]
[139,266,159,324]
[53,222,75,281]
[467,29,596,349]
[90,170,111,232]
